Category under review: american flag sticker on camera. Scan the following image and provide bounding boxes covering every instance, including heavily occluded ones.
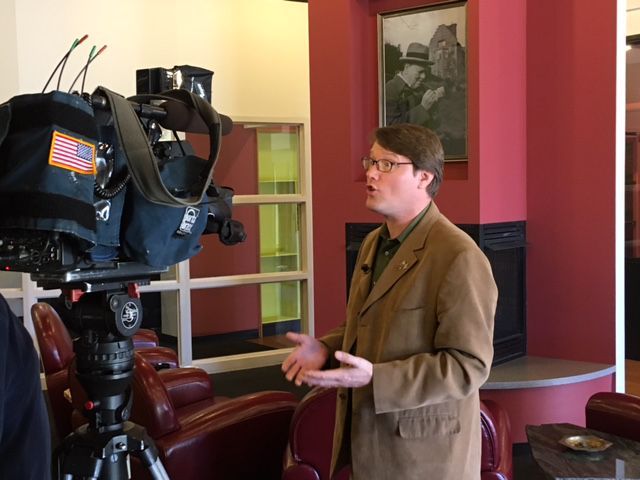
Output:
[48,130,96,174]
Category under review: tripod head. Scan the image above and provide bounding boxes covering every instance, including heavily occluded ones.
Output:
[64,289,140,432]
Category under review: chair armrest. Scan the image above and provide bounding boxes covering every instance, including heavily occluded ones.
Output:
[282,463,350,480]
[586,392,640,442]
[332,466,351,480]
[158,367,213,408]
[480,399,513,479]
[136,346,179,369]
[131,353,180,438]
[132,328,159,348]
[282,464,321,480]
[152,391,298,480]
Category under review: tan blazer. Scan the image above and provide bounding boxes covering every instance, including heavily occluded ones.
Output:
[320,203,497,480]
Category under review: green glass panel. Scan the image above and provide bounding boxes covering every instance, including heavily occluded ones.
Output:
[257,126,300,194]
[259,204,301,273]
[260,281,301,325]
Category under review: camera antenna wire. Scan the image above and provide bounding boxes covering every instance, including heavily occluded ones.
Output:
[68,44,107,94]
[80,45,97,93]
[41,34,88,93]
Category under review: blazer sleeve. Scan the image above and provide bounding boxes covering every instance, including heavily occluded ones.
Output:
[371,247,497,413]
[319,323,346,369]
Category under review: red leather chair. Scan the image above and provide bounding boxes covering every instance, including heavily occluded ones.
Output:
[282,387,350,480]
[283,387,513,480]
[31,302,178,440]
[480,398,513,480]
[585,391,640,441]
[126,353,299,480]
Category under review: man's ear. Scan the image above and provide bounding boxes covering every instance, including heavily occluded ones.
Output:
[418,170,434,190]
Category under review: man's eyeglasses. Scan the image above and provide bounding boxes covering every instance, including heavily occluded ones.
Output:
[361,156,413,173]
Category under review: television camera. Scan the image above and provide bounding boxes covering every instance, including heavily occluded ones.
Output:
[0,44,246,479]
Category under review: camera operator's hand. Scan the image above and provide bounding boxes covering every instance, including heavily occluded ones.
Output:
[421,86,445,111]
[282,332,329,386]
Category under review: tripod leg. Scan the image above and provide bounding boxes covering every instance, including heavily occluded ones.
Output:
[124,422,170,480]
[55,431,100,480]
[145,457,170,480]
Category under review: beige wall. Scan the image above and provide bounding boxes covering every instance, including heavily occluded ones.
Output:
[4,0,309,120]
[0,0,19,101]
[629,0,640,35]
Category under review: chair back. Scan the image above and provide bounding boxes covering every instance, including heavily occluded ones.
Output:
[31,302,75,439]
[480,399,513,480]
[586,392,640,442]
[32,302,74,374]
[282,387,348,480]
[284,387,338,480]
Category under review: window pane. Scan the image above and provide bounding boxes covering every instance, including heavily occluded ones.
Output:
[159,265,177,281]
[190,282,302,359]
[257,126,300,195]
[190,204,301,277]
[259,204,301,273]
[261,281,301,328]
[140,290,179,346]
[0,271,22,288]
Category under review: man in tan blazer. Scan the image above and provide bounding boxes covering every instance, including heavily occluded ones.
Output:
[282,124,497,480]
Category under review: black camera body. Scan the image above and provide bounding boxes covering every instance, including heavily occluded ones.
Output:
[0,84,245,280]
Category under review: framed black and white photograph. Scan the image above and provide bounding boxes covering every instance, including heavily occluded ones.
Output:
[379,1,467,160]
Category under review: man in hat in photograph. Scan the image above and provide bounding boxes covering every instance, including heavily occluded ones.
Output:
[384,42,445,128]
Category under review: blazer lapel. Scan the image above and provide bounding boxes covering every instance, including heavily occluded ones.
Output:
[351,232,379,311]
[359,203,441,315]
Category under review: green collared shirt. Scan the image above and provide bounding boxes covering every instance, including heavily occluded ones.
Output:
[371,203,431,285]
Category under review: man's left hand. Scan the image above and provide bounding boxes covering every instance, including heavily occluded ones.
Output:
[300,351,373,388]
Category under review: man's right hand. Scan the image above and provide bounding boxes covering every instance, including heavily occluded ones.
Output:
[421,86,445,111]
[282,332,329,386]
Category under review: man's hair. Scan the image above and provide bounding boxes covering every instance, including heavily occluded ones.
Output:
[372,124,444,197]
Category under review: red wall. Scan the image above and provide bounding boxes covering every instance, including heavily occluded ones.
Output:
[525,0,617,363]
[309,0,527,335]
[476,1,527,224]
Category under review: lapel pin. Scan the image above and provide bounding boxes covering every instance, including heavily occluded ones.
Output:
[398,260,408,271]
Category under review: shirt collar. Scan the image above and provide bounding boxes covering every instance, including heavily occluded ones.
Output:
[398,72,412,88]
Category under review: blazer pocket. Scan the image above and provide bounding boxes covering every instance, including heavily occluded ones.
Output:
[397,415,460,439]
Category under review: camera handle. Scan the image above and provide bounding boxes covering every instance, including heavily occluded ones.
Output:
[51,285,170,480]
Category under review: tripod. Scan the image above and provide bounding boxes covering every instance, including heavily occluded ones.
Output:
[46,281,170,480]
